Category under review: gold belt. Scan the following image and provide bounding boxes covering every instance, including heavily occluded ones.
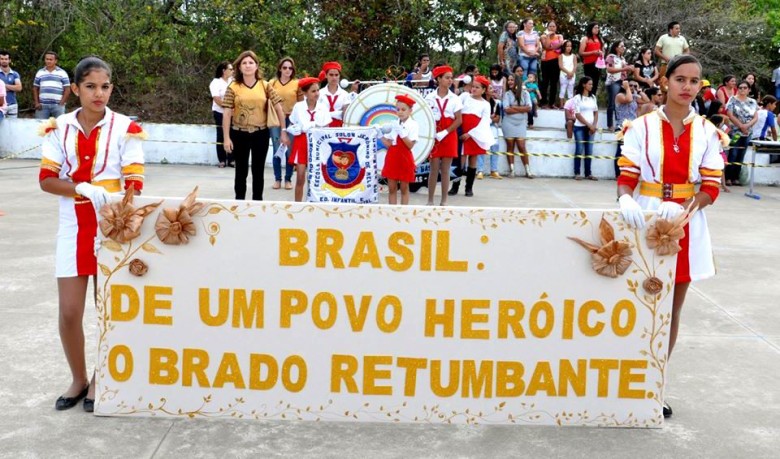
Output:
[639,181,695,199]
[231,125,265,133]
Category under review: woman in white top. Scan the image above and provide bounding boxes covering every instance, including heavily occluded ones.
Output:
[558,40,577,107]
[572,76,599,180]
[209,61,233,167]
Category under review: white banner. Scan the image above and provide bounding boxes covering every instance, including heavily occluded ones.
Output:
[95,196,675,427]
[307,127,378,204]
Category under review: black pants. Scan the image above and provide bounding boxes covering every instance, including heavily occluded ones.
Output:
[540,58,560,106]
[213,111,227,164]
[231,128,270,200]
[583,63,601,95]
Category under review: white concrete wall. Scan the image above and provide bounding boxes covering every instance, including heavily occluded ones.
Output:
[2,114,778,184]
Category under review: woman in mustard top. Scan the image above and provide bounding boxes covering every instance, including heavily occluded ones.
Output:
[222,50,289,201]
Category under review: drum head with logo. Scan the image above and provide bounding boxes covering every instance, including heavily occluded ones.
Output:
[343,83,435,169]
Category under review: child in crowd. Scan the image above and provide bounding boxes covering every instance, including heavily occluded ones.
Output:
[426,65,462,206]
[708,114,731,193]
[380,94,419,205]
[558,40,577,108]
[287,77,332,202]
[455,76,495,197]
[563,96,577,139]
[525,73,541,127]
[752,95,778,141]
[488,64,506,101]
[478,84,503,179]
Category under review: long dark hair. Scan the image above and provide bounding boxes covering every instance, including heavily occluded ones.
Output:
[665,54,701,79]
[275,57,296,80]
[608,41,623,56]
[575,76,593,97]
[214,60,231,79]
[586,22,601,43]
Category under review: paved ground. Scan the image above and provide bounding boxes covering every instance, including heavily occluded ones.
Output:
[1,159,779,458]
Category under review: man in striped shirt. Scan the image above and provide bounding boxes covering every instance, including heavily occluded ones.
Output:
[33,51,70,119]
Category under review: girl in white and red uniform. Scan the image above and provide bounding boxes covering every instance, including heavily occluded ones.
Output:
[380,94,419,205]
[39,57,145,413]
[318,61,358,127]
[457,75,495,197]
[425,65,462,206]
[287,77,332,202]
[617,55,725,419]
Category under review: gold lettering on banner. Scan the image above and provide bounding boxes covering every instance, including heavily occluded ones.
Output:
[108,345,134,382]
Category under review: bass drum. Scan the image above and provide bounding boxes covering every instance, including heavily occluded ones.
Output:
[343,83,435,171]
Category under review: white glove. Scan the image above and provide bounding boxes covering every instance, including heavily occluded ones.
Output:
[373,125,385,136]
[300,121,314,133]
[286,124,302,136]
[618,194,646,229]
[75,182,111,213]
[94,236,102,257]
[657,201,685,221]
[435,130,448,142]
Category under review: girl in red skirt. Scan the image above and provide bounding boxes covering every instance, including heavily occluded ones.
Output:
[39,57,145,412]
[380,94,419,205]
[288,77,332,201]
[458,76,495,196]
[425,65,463,206]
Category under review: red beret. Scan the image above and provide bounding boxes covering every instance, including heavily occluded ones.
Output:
[395,94,416,108]
[322,61,342,73]
[298,77,320,90]
[432,65,453,79]
[473,76,490,88]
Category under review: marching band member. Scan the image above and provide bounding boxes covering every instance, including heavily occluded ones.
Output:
[318,61,358,127]
[380,94,419,205]
[617,54,725,418]
[287,77,332,202]
[457,75,495,197]
[39,56,145,413]
[425,65,463,206]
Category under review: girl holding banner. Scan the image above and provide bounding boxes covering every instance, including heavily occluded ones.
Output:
[425,65,462,206]
[617,54,725,418]
[318,61,358,127]
[380,94,419,205]
[39,57,146,413]
[287,77,332,202]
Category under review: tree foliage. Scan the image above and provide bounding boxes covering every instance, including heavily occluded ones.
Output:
[0,0,776,123]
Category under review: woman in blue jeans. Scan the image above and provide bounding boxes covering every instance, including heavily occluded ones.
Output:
[572,76,599,180]
[269,57,301,189]
[518,18,541,77]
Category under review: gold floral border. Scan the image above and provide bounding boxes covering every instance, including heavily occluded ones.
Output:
[96,203,667,426]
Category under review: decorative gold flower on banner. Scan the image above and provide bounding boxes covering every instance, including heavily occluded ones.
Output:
[569,216,633,278]
[128,258,148,276]
[155,187,202,245]
[643,276,663,294]
[646,203,697,256]
[99,184,162,243]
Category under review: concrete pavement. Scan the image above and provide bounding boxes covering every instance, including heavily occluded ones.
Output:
[1,159,779,458]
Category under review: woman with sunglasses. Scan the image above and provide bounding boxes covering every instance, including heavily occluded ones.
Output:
[724,80,759,186]
[269,57,302,190]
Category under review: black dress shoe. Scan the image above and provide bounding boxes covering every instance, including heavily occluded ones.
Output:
[55,386,88,411]
[663,401,673,418]
[83,398,95,413]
